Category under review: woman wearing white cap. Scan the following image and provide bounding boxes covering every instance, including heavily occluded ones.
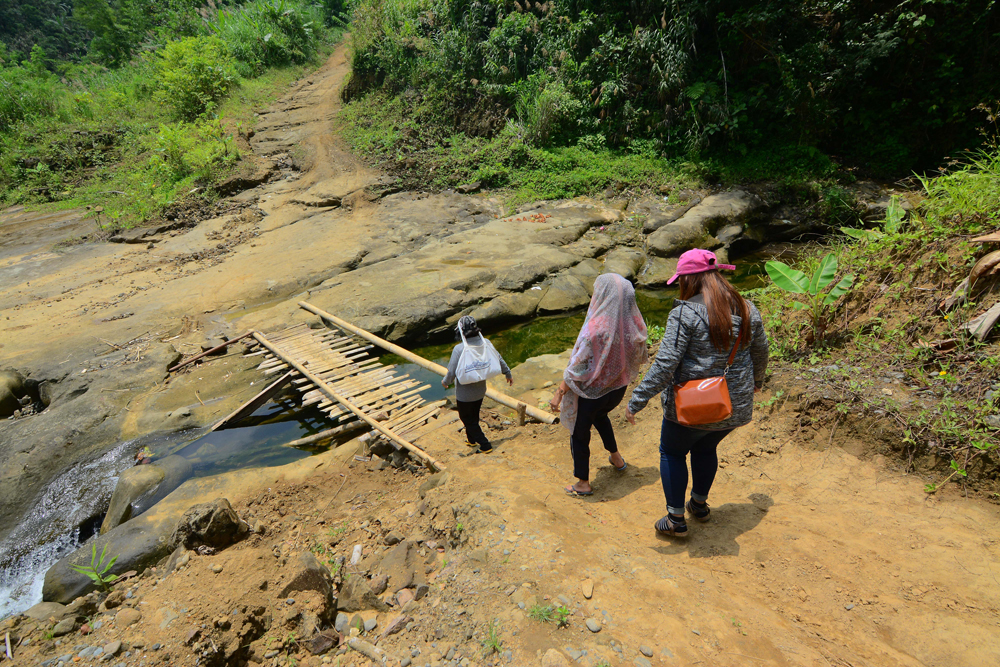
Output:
[626,249,769,537]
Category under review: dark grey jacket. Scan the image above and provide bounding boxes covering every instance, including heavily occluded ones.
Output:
[443,334,512,402]
[628,297,769,430]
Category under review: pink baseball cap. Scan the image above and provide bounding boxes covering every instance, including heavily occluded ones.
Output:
[667,248,735,285]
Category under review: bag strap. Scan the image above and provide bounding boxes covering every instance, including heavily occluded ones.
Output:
[724,321,746,372]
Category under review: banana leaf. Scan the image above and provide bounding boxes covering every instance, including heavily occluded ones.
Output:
[764,261,808,294]
[809,253,838,294]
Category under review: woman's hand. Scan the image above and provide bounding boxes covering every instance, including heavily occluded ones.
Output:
[625,406,636,425]
[441,379,449,389]
[506,376,513,386]
[549,381,567,411]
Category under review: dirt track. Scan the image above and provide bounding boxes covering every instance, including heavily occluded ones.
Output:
[2,43,999,667]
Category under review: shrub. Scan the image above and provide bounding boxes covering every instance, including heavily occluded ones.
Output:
[155,37,237,120]
[150,117,238,184]
[208,0,323,77]
[0,47,60,133]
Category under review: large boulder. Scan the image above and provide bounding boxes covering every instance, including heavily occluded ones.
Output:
[0,368,26,417]
[601,248,646,282]
[636,257,680,289]
[647,191,765,257]
[101,455,193,534]
[467,290,543,327]
[567,258,603,292]
[171,498,248,549]
[537,275,592,315]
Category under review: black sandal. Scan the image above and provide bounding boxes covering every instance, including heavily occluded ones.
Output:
[686,499,711,523]
[654,514,688,537]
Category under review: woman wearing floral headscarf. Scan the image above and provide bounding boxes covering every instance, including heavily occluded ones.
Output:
[550,273,648,496]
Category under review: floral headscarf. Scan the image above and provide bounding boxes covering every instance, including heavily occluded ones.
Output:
[561,273,648,431]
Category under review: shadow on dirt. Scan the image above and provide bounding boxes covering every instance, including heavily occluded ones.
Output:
[652,493,774,558]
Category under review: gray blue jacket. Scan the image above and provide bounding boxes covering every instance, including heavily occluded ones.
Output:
[443,334,512,402]
[628,297,769,430]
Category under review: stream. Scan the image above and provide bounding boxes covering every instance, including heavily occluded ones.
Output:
[0,253,773,618]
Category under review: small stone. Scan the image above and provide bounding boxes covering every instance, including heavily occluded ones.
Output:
[286,598,295,605]
[363,618,377,633]
[845,603,855,610]
[639,646,653,658]
[585,618,601,633]
[335,613,349,633]
[581,579,594,599]
[210,564,223,574]
[52,618,75,636]
[264,650,280,659]
[401,659,412,667]
[384,531,404,546]
[634,658,652,667]
[103,641,122,657]
[414,583,430,600]
[691,629,701,636]
[541,648,571,667]
[115,608,141,628]
[396,588,415,607]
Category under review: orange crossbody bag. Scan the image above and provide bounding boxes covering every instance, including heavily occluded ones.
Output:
[673,331,742,427]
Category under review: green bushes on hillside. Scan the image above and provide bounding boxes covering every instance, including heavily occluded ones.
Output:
[345,0,999,176]
[0,0,336,225]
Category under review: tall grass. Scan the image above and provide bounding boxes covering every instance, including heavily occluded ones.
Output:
[918,151,1000,233]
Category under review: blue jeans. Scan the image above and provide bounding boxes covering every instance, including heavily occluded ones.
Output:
[659,419,734,515]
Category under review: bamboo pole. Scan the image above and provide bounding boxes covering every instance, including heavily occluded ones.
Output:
[253,332,445,472]
[168,331,255,372]
[283,420,367,448]
[298,301,557,424]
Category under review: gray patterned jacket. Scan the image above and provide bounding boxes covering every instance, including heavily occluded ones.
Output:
[628,296,769,430]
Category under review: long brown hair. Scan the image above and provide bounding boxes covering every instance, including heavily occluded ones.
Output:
[678,270,750,353]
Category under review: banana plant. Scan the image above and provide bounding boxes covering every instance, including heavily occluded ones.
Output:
[765,252,854,340]
[841,194,906,241]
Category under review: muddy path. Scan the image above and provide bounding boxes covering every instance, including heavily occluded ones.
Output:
[2,39,998,667]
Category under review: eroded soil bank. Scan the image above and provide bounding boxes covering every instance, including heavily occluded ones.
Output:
[1,43,998,667]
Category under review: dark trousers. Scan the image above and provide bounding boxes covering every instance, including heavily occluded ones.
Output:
[570,386,627,481]
[457,399,490,448]
[659,419,734,514]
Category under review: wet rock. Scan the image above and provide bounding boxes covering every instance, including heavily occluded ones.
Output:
[51,617,75,636]
[542,648,572,667]
[115,608,141,628]
[585,618,602,633]
[23,601,69,622]
[601,248,646,282]
[101,455,193,534]
[171,498,247,549]
[419,471,451,499]
[537,275,592,315]
[338,574,389,613]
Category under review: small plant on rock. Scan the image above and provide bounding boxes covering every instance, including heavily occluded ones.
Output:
[554,605,571,627]
[69,543,119,593]
[764,252,854,342]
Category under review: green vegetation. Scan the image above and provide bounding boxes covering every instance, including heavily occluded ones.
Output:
[751,146,1000,494]
[647,324,665,345]
[480,621,503,656]
[527,603,571,626]
[340,0,998,197]
[69,543,119,592]
[764,253,854,341]
[0,0,343,228]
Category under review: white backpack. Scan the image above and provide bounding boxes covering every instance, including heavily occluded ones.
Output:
[456,328,503,384]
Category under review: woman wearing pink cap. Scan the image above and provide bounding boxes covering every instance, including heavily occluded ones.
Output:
[626,249,769,537]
